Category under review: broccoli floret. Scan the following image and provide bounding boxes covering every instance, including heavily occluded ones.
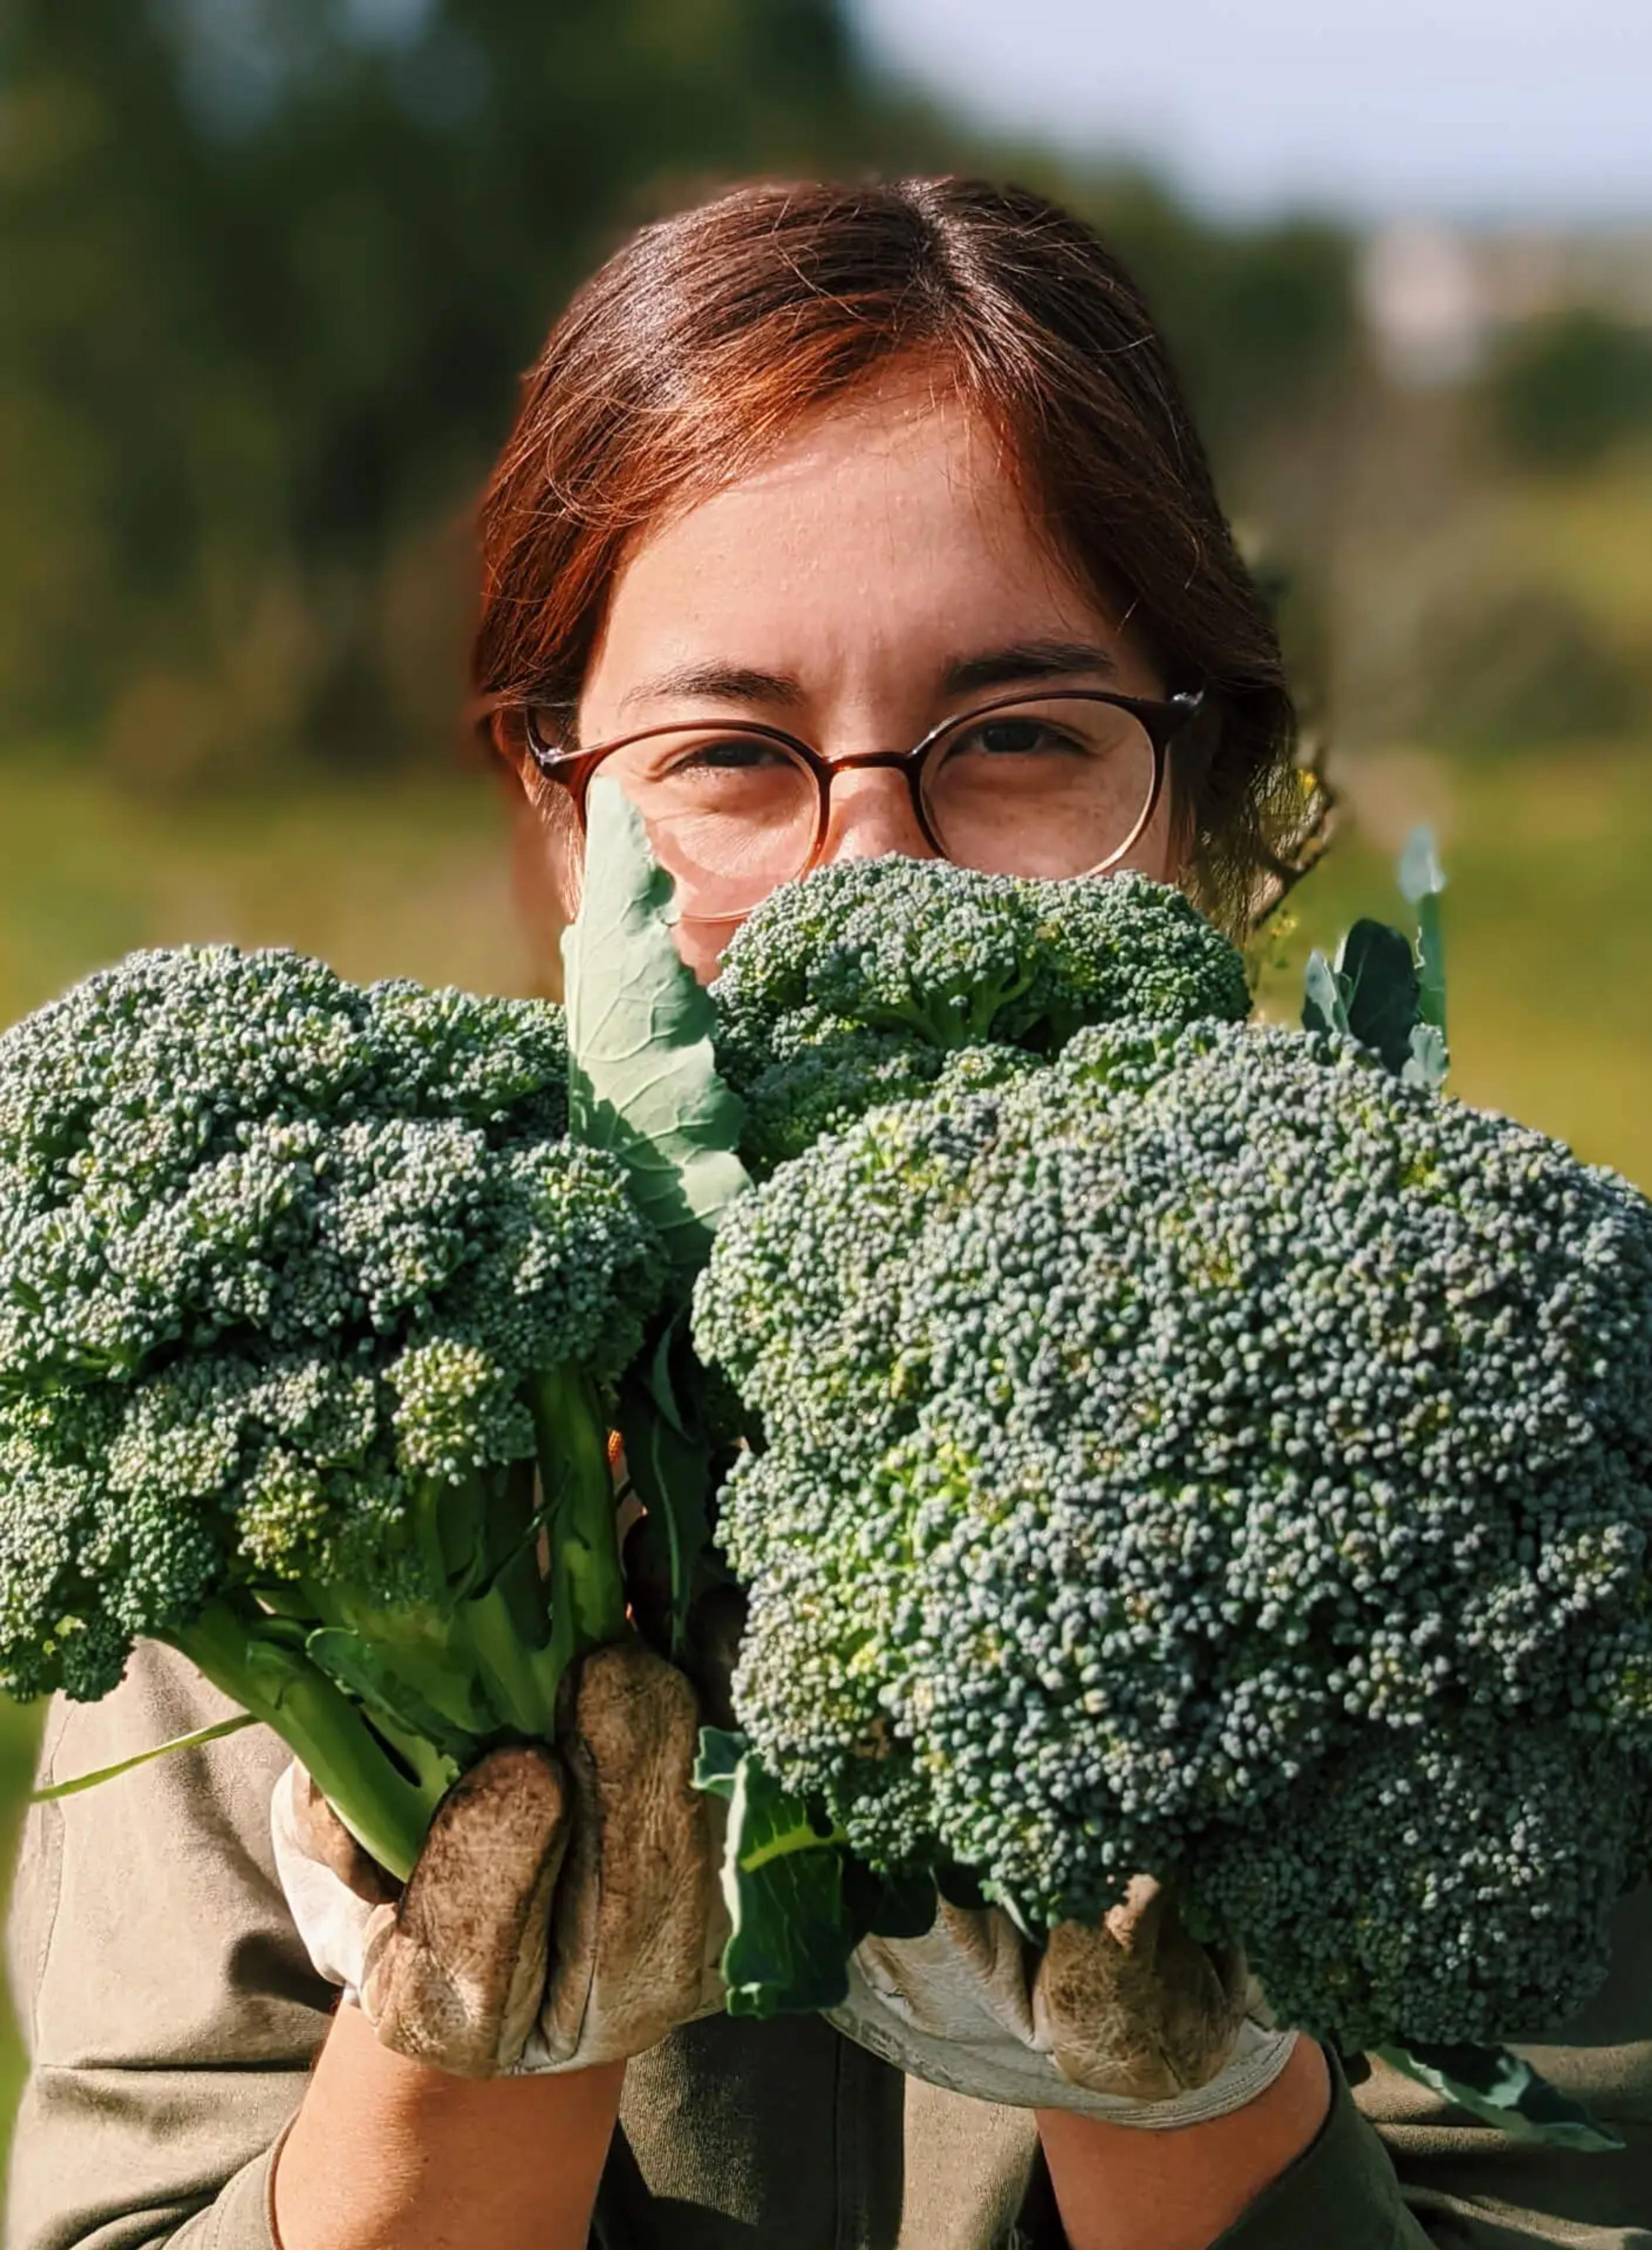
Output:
[693,1016,1652,2046]
[727,1030,951,1173]
[730,1032,1042,1173]
[1183,1713,1642,2051]
[711,860,1249,1168]
[0,945,658,1877]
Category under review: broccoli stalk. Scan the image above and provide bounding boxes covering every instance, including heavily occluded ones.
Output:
[151,1361,628,1882]
[161,1599,437,1880]
[533,1363,628,1684]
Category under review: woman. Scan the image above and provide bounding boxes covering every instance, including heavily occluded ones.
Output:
[7,177,1649,2250]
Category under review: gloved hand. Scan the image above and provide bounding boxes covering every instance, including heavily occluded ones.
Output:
[828,1876,1298,2127]
[271,1639,727,2078]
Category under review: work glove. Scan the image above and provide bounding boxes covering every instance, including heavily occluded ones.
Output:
[270,1640,727,2078]
[828,1876,1298,2126]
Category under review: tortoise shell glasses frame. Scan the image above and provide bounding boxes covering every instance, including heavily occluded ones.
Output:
[512,685,1206,912]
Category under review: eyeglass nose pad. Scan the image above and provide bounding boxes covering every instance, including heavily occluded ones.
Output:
[814,760,943,870]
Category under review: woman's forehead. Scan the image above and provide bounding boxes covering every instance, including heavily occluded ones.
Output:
[583,381,1143,725]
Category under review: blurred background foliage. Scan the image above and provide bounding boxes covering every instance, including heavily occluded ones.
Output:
[3,0,1652,2194]
[0,0,1368,782]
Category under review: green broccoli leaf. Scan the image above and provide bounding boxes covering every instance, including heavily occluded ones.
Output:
[305,1627,481,1770]
[843,1858,938,1943]
[694,1727,857,2017]
[1398,826,1449,1040]
[1376,2042,1624,2153]
[563,778,752,1278]
[934,1862,990,1913]
[1397,827,1446,905]
[1305,835,1450,1089]
[693,1724,746,1796]
[1301,949,1351,1039]
[1402,1021,1450,1092]
[30,1713,259,1802]
[1335,920,1421,1076]
[619,1312,715,1660]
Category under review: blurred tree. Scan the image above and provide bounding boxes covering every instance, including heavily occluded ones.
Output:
[1488,307,1652,473]
[0,0,889,775]
[0,5,1361,781]
[1070,170,1360,464]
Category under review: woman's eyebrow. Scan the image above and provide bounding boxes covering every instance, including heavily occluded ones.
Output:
[618,662,805,714]
[616,640,1120,717]
[941,639,1121,697]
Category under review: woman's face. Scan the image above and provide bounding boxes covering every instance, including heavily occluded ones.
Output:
[553,373,1177,980]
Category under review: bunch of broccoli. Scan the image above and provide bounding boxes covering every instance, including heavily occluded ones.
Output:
[0,943,663,1877]
[691,856,1652,2065]
[8,811,1650,2129]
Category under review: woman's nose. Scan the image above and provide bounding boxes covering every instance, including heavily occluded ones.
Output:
[817,764,937,867]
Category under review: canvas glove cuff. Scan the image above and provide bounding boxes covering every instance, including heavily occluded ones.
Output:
[828,1878,1297,2126]
[271,1640,727,2077]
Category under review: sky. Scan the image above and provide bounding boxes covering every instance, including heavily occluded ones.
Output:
[852,0,1652,225]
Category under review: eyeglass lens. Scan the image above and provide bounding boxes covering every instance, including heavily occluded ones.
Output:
[597,694,1158,918]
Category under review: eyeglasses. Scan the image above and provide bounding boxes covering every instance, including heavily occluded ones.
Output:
[522,687,1204,924]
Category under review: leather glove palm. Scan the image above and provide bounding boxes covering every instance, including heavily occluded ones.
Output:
[830,1876,1298,2126]
[272,1640,726,2077]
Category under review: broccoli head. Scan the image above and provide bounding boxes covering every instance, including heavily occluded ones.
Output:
[0,945,662,1875]
[710,859,1250,1168]
[692,1016,1652,2046]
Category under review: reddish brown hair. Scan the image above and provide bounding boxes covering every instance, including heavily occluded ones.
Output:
[472,176,1312,933]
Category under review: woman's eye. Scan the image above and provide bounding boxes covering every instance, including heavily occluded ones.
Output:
[671,737,791,774]
[956,720,1082,759]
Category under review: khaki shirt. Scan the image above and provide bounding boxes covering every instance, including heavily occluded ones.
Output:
[6,1642,1650,2249]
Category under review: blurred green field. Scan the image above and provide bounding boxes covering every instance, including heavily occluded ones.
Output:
[1253,741,1652,1186]
[0,750,529,1026]
[1,739,1649,2198]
